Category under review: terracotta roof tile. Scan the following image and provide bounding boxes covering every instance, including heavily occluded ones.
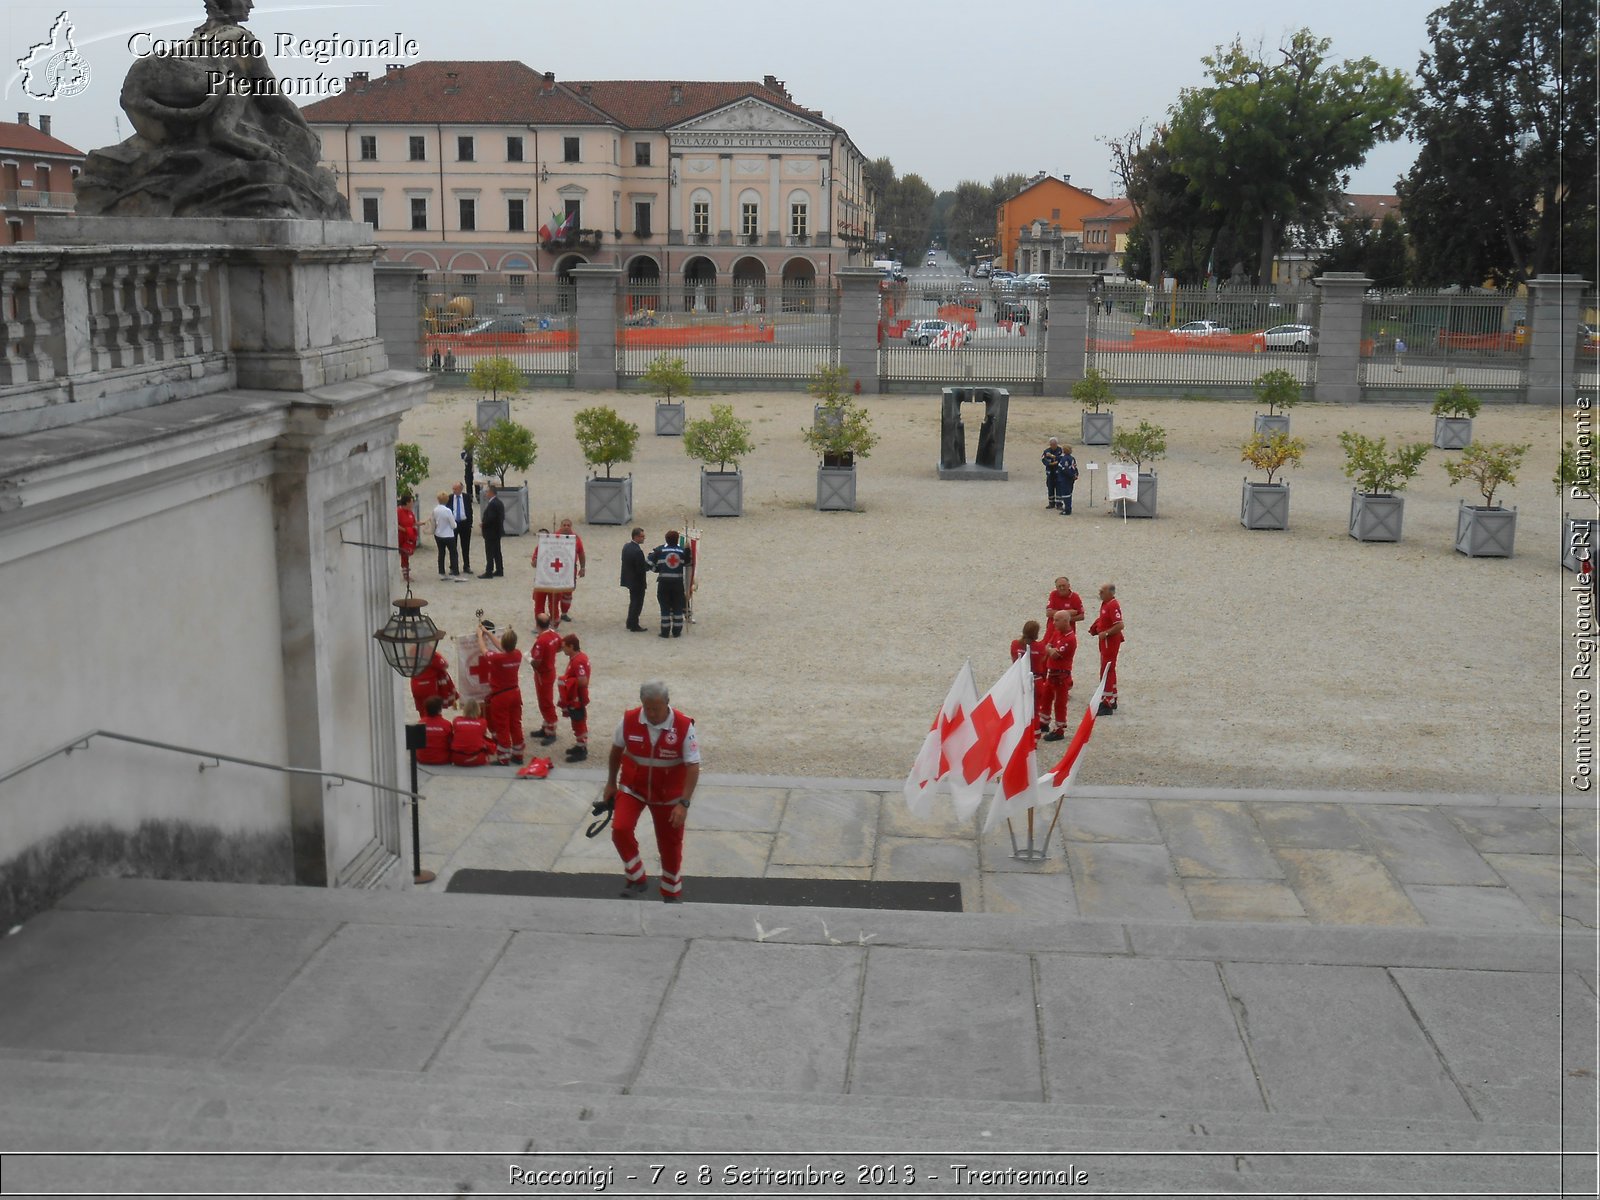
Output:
[302,61,609,126]
[1085,198,1134,221]
[1341,193,1401,223]
[0,121,85,158]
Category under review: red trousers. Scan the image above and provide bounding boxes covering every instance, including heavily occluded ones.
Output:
[1042,671,1072,728]
[486,689,524,761]
[533,591,572,621]
[1099,641,1121,707]
[533,670,557,732]
[1032,676,1049,728]
[612,791,685,898]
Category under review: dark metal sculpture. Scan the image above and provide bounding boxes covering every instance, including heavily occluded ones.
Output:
[76,0,348,219]
[938,387,1010,480]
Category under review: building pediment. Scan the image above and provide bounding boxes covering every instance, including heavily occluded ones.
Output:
[669,98,832,150]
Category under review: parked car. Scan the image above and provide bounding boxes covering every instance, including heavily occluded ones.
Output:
[905,318,959,346]
[989,271,1018,288]
[996,299,1031,324]
[974,263,992,278]
[1261,323,1317,351]
[1018,274,1051,294]
[1172,320,1232,337]
[459,316,530,338]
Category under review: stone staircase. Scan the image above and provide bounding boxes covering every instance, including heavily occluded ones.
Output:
[0,878,1592,1196]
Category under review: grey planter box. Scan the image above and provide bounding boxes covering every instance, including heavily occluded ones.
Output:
[585,474,634,525]
[655,402,686,436]
[1254,413,1291,437]
[817,465,857,511]
[1241,479,1291,530]
[476,398,510,431]
[1110,470,1158,519]
[1455,502,1516,557]
[1348,490,1405,542]
[499,484,530,537]
[1081,410,1113,446]
[1565,516,1598,572]
[1434,415,1473,450]
[700,470,744,517]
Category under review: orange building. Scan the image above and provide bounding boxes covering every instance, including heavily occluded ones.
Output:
[995,174,1109,272]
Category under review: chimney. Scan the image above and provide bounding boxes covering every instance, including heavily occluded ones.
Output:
[763,74,778,90]
[580,83,592,98]
[349,69,369,87]
[669,84,683,105]
[17,113,29,126]
[385,63,404,74]
[543,70,555,93]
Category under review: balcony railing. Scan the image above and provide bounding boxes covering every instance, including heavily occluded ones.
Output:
[2,189,77,212]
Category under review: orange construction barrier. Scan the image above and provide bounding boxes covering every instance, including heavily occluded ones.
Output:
[936,304,978,330]
[620,325,775,347]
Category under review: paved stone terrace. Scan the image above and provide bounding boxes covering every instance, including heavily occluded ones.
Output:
[416,767,1598,931]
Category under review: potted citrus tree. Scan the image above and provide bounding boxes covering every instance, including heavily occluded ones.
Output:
[1445,441,1528,557]
[395,442,429,511]
[1558,441,1597,572]
[466,418,537,536]
[1338,431,1429,543]
[1108,420,1167,519]
[573,405,640,525]
[1253,368,1300,437]
[684,402,754,517]
[1240,431,1306,530]
[1431,384,1481,450]
[803,363,878,511]
[469,355,521,432]
[641,352,693,436]
[1074,366,1114,447]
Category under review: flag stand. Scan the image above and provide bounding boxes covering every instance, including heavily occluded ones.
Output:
[1005,809,1050,861]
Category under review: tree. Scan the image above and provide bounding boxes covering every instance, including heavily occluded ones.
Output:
[1443,441,1529,508]
[945,180,995,263]
[394,443,429,499]
[572,406,639,479]
[683,404,754,473]
[1316,212,1409,288]
[467,355,521,402]
[1165,31,1410,283]
[471,419,538,487]
[640,353,692,402]
[1399,0,1597,288]
[1107,123,1211,284]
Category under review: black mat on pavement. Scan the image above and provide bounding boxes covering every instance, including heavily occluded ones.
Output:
[445,869,963,912]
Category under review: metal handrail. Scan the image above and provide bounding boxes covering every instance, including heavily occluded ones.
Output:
[0,729,418,803]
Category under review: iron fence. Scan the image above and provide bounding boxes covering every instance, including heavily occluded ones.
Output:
[1086,283,1319,391]
[417,274,577,383]
[616,281,838,383]
[1576,290,1599,394]
[880,273,1046,390]
[1359,288,1526,395]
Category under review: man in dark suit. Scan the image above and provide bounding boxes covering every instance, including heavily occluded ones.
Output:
[450,479,474,575]
[620,526,650,631]
[478,484,506,578]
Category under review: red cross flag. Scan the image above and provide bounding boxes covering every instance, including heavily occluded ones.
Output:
[1043,667,1109,793]
[1106,465,1139,503]
[978,654,1042,832]
[456,631,495,702]
[534,533,577,592]
[903,660,979,818]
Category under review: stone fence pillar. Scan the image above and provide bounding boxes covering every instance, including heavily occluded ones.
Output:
[373,262,424,374]
[1527,274,1590,407]
[571,264,620,390]
[837,268,882,394]
[1044,271,1093,396]
[1312,272,1371,405]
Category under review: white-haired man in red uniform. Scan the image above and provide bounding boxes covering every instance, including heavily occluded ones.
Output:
[601,679,700,903]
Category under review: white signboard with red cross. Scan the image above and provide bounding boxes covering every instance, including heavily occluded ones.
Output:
[1106,465,1139,503]
[456,631,494,702]
[533,533,577,593]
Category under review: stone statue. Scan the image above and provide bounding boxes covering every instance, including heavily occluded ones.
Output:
[76,0,348,219]
[937,387,1010,479]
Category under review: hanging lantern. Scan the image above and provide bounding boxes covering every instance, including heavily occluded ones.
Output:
[373,591,444,678]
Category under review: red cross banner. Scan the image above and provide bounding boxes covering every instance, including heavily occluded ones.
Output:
[1106,464,1139,503]
[902,660,980,819]
[978,654,1043,832]
[533,533,577,593]
[455,631,495,702]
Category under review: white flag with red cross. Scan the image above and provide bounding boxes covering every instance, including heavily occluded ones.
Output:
[947,654,1037,821]
[903,660,979,818]
[1042,668,1109,793]
[534,533,577,592]
[456,631,495,702]
[1106,463,1139,503]
[978,655,1043,832]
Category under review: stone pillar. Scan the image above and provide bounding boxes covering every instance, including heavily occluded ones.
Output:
[571,263,620,390]
[837,268,882,394]
[1527,275,1589,407]
[1312,272,1371,405]
[373,262,424,373]
[1043,271,1093,397]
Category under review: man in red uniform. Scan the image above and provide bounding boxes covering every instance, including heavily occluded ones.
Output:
[528,613,564,746]
[558,633,591,761]
[1040,609,1077,739]
[449,699,495,766]
[396,493,419,584]
[602,679,700,902]
[416,696,453,765]
[476,624,525,765]
[1089,582,1125,715]
[409,650,458,719]
[1045,576,1084,631]
[555,517,586,623]
[1009,619,1048,735]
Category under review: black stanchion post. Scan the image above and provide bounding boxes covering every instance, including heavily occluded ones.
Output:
[404,723,435,884]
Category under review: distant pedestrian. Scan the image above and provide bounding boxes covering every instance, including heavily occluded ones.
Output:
[478,483,505,578]
[1089,583,1125,715]
[443,348,456,373]
[431,490,459,577]
[620,526,650,632]
[1058,444,1080,515]
[1041,438,1069,511]
[649,530,692,638]
[396,492,419,583]
[450,481,474,576]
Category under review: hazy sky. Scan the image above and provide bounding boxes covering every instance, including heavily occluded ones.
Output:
[4,0,1439,196]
